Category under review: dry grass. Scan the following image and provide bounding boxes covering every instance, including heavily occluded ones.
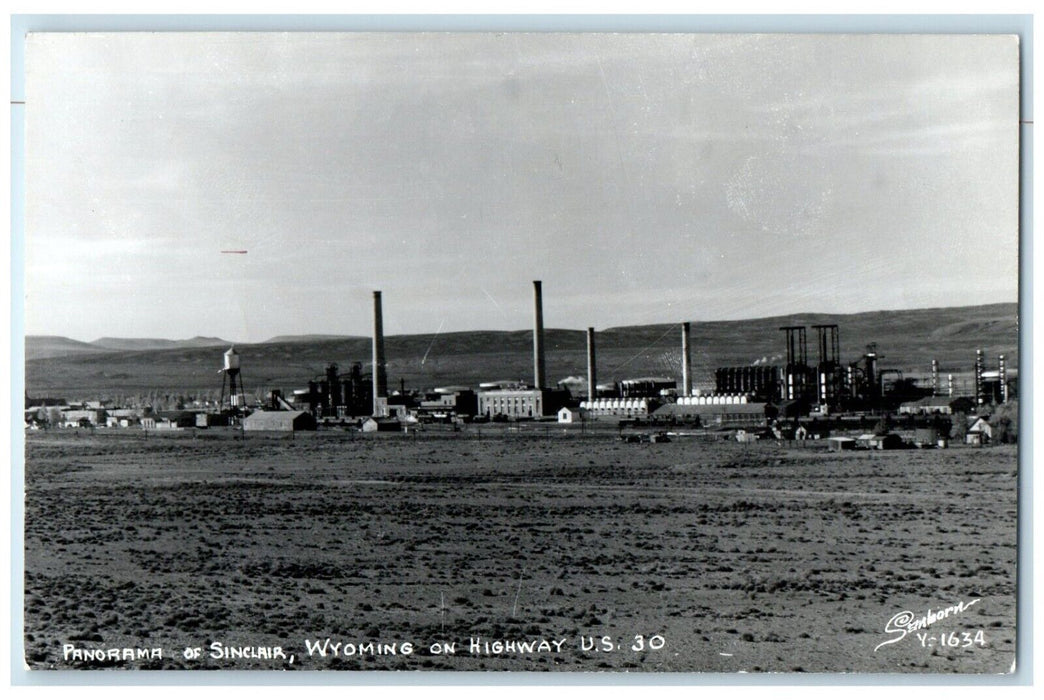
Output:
[23,430,1017,672]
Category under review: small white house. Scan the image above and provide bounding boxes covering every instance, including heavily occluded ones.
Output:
[361,417,402,432]
[827,436,856,451]
[558,407,587,424]
[966,417,993,445]
[735,429,759,443]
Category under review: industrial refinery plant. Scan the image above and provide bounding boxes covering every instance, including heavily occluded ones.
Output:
[47,280,991,446]
[26,279,1016,445]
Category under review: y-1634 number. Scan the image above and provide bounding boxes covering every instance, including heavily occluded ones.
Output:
[917,630,987,648]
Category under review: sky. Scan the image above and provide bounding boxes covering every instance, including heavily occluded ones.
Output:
[24,32,1020,343]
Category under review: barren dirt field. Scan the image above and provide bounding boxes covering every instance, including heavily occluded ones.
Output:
[23,429,1017,673]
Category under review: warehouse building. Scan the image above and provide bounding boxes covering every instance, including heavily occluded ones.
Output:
[579,398,654,418]
[476,387,570,419]
[60,409,107,427]
[898,396,955,415]
[416,387,477,420]
[652,401,769,428]
[619,377,676,398]
[242,410,317,432]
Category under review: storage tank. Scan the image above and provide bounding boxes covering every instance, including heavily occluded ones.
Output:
[223,347,240,371]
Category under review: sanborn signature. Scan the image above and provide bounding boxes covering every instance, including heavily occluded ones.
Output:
[874,598,980,652]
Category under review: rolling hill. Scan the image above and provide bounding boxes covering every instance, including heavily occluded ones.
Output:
[24,303,1018,400]
[23,336,110,362]
[262,335,365,344]
[26,335,235,360]
[89,336,233,352]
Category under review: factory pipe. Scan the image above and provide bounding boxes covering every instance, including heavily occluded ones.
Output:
[373,291,388,416]
[931,359,939,396]
[587,327,597,402]
[999,354,1008,404]
[533,281,546,390]
[681,322,692,398]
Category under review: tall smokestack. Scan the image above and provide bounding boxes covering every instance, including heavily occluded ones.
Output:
[975,349,985,406]
[586,327,597,402]
[373,291,387,415]
[681,322,692,397]
[533,281,546,390]
[931,359,939,396]
[948,373,954,397]
[999,354,1008,404]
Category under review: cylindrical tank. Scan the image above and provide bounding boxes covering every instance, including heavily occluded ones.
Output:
[223,347,240,371]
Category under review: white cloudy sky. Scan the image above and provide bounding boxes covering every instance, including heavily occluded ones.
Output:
[25,32,1020,342]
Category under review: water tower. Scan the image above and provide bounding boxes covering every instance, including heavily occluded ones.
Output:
[219,346,245,414]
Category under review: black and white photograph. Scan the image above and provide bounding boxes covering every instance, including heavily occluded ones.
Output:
[19,28,1022,675]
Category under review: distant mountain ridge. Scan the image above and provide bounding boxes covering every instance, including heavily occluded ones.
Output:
[91,336,232,352]
[25,303,1018,397]
[23,336,106,361]
[26,334,373,361]
[263,334,364,344]
[25,335,235,361]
